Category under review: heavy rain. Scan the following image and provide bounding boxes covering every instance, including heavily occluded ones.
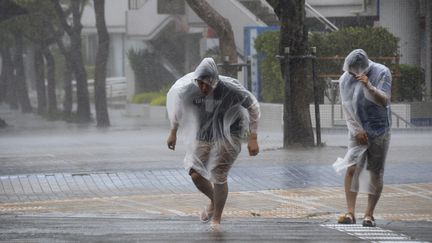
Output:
[0,0,432,241]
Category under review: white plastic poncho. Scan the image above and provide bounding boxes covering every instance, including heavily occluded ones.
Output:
[333,49,392,194]
[166,58,260,183]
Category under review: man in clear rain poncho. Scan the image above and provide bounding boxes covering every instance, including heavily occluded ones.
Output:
[333,49,391,227]
[166,57,260,231]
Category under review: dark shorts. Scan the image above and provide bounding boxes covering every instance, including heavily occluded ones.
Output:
[185,138,241,184]
[366,132,390,175]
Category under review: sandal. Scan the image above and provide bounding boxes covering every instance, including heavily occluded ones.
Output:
[337,212,356,224]
[200,207,214,223]
[362,216,376,227]
[209,222,221,232]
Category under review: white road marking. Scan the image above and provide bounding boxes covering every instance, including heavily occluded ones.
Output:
[322,224,427,242]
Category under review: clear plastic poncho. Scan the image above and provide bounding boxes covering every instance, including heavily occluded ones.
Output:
[166,58,260,184]
[333,49,392,195]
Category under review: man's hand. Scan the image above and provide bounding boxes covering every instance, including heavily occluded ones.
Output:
[355,74,369,87]
[247,133,259,156]
[355,131,368,145]
[167,129,177,150]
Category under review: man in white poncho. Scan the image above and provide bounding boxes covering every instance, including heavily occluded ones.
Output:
[334,49,391,227]
[166,57,260,231]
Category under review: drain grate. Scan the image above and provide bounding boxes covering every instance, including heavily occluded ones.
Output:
[322,224,427,242]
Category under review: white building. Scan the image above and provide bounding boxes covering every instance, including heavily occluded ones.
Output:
[80,0,431,101]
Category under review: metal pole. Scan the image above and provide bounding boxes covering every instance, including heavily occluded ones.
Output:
[216,59,251,90]
[222,55,229,76]
[283,47,291,148]
[311,47,321,146]
[331,96,335,127]
[243,57,249,91]
[246,57,251,92]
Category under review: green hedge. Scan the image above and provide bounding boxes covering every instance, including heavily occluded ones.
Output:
[127,49,173,94]
[131,86,169,106]
[254,27,403,103]
[398,64,425,101]
[254,31,283,103]
[309,26,398,57]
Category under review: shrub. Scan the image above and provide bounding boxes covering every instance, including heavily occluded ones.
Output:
[127,49,174,94]
[85,65,95,80]
[150,95,166,106]
[254,27,400,103]
[398,64,425,101]
[254,30,283,103]
[131,86,169,106]
[131,92,159,104]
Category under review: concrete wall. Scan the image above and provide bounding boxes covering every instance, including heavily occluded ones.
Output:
[379,0,420,66]
[125,0,172,39]
[81,0,128,33]
[410,101,432,126]
[125,102,418,132]
[109,34,126,77]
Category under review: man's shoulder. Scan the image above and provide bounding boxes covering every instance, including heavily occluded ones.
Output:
[371,62,391,74]
[177,81,199,99]
[219,77,251,93]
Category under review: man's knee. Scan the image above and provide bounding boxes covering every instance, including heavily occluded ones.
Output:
[371,172,384,192]
[189,169,202,181]
[346,165,356,177]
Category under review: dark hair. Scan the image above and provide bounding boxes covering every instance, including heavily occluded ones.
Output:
[196,75,211,81]
[350,57,368,70]
[347,51,369,70]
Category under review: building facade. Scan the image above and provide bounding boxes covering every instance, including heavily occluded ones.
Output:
[79,0,430,101]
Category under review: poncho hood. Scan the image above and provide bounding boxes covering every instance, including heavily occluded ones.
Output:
[342,49,372,76]
[192,57,220,88]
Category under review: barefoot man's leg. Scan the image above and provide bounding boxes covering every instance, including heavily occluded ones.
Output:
[190,170,215,215]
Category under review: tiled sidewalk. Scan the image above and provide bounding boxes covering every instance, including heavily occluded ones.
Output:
[1,183,431,223]
[1,162,431,203]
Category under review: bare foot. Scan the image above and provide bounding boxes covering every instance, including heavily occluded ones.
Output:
[209,222,221,232]
[200,203,214,223]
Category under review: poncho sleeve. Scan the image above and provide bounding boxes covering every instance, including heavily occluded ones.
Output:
[339,73,364,137]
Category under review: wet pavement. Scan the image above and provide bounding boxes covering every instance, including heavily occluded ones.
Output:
[1,105,432,242]
[0,216,367,242]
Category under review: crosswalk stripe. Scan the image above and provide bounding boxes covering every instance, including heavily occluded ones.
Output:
[321,224,427,242]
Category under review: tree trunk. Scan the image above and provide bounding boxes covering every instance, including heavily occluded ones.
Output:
[52,0,91,123]
[93,0,110,127]
[70,34,91,123]
[428,0,432,101]
[268,0,314,147]
[63,57,73,120]
[34,48,47,114]
[43,47,58,116]
[52,24,74,120]
[71,1,91,123]
[0,48,9,103]
[13,32,33,113]
[185,0,238,77]
[1,47,18,109]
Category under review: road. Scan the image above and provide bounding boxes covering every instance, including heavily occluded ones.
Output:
[1,105,431,242]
